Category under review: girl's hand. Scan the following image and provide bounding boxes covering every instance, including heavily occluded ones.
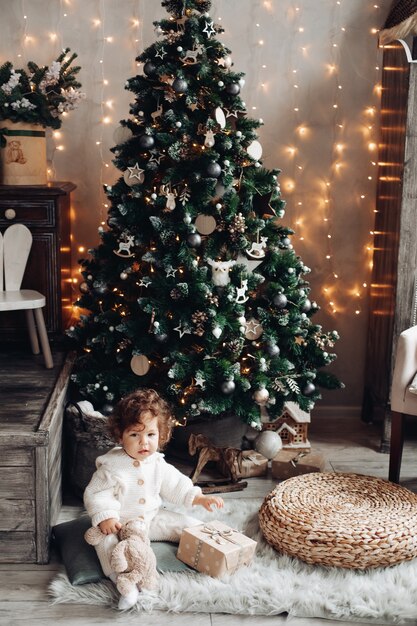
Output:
[99,518,122,534]
[193,494,224,511]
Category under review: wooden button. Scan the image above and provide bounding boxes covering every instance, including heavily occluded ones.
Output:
[133,460,140,467]
[138,479,144,486]
[139,498,146,504]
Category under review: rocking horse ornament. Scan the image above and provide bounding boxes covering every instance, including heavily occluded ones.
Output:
[247,235,268,259]
[114,233,135,257]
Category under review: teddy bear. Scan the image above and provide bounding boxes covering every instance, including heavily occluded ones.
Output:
[84,518,159,610]
[5,140,26,164]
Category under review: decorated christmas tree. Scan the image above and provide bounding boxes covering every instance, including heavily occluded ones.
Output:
[68,0,342,430]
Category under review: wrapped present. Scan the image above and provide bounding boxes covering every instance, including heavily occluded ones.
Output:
[271,449,326,480]
[218,449,268,480]
[176,521,257,578]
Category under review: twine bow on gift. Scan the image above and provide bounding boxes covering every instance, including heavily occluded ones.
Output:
[201,524,240,545]
[289,451,308,467]
[0,127,46,148]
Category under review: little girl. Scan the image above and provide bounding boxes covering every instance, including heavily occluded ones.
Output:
[84,388,223,609]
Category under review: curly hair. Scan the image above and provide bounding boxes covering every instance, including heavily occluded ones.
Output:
[108,389,173,449]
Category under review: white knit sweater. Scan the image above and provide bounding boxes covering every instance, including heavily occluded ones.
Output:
[84,447,202,527]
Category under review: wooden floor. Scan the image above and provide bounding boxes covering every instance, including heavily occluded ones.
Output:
[2,368,417,626]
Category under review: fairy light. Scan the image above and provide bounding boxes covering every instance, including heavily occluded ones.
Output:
[2,1,383,326]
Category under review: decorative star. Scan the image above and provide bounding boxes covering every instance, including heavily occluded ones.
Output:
[149,152,163,166]
[236,253,263,274]
[295,336,305,345]
[245,318,263,340]
[188,102,199,111]
[165,266,177,278]
[203,20,216,38]
[138,277,152,288]
[127,163,145,180]
[225,109,239,119]
[174,323,192,338]
[155,47,167,60]
[194,373,206,389]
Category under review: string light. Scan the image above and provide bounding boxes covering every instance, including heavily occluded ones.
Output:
[0,1,382,324]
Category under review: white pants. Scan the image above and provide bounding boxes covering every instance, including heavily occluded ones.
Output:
[95,508,201,577]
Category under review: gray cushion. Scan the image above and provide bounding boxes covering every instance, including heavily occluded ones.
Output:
[52,515,190,586]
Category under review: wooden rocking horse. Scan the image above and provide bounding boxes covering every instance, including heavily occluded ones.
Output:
[188,433,248,493]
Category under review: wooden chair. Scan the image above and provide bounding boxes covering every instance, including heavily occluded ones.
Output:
[0,223,53,369]
[389,325,417,482]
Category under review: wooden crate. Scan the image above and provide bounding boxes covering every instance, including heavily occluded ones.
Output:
[0,350,74,563]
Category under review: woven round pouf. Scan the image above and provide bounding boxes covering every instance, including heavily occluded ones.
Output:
[259,472,417,569]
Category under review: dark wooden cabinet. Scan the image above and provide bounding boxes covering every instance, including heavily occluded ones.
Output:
[0,182,75,340]
[362,39,417,450]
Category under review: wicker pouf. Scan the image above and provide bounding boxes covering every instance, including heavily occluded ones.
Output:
[259,472,417,569]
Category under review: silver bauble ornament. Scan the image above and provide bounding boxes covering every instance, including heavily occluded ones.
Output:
[226,82,240,95]
[138,134,155,151]
[253,386,270,405]
[206,162,222,178]
[301,299,312,312]
[302,382,316,396]
[187,233,202,247]
[254,430,282,459]
[221,379,236,394]
[273,293,288,309]
[143,61,157,76]
[172,77,188,93]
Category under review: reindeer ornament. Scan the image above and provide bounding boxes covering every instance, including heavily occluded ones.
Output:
[160,184,178,211]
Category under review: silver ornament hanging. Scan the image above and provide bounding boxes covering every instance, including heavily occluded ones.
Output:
[221,379,236,394]
[187,233,202,247]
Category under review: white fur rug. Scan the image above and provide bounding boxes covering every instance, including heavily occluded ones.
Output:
[49,499,417,623]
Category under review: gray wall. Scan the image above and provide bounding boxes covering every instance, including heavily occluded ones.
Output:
[0,0,392,412]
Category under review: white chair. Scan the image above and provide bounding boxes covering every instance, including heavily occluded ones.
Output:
[0,223,53,369]
[389,325,417,482]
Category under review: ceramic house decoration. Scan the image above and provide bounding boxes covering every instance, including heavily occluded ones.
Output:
[262,401,310,449]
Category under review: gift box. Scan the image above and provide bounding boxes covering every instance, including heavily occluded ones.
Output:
[218,449,268,480]
[271,449,326,480]
[176,521,257,578]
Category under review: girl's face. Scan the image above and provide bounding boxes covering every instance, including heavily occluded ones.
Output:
[120,412,159,461]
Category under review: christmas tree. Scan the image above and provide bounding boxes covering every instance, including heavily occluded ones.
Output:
[68,0,342,429]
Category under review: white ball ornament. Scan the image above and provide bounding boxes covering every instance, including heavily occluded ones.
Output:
[151,193,157,200]
[218,81,224,87]
[253,385,270,405]
[177,46,183,52]
[176,121,182,128]
[254,430,282,459]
